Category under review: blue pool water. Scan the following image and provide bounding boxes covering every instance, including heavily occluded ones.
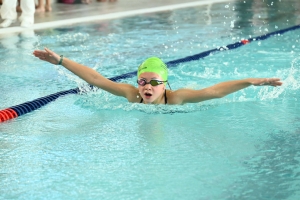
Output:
[1,0,300,199]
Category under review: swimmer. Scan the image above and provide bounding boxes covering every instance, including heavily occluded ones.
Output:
[33,48,283,105]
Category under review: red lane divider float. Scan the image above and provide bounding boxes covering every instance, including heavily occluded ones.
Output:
[241,39,250,44]
[0,109,18,122]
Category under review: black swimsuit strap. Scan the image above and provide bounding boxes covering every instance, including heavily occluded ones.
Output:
[140,90,167,104]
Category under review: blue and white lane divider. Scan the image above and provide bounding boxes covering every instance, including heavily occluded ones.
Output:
[1,24,300,123]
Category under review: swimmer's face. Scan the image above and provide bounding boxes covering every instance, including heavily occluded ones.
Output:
[138,72,166,104]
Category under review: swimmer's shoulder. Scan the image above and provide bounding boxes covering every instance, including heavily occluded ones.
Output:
[124,84,141,103]
[166,89,185,105]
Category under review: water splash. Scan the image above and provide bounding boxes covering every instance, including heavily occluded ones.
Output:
[122,103,216,114]
[55,32,90,43]
[75,90,219,115]
[285,56,300,90]
[257,56,300,100]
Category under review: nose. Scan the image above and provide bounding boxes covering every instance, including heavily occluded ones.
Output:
[144,83,152,90]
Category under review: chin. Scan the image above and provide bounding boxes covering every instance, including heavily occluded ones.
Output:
[144,100,153,104]
[143,98,155,104]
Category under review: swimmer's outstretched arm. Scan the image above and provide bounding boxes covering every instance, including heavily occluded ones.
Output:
[169,78,283,104]
[33,48,138,101]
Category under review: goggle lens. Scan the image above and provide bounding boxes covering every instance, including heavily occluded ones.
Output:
[137,79,163,86]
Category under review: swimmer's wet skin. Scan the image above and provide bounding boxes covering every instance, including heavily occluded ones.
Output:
[32,48,283,105]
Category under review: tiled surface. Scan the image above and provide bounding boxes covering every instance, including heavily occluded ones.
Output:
[0,0,201,25]
[35,0,196,23]
[0,0,219,35]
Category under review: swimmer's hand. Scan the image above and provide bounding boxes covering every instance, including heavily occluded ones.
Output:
[33,48,61,65]
[251,78,283,87]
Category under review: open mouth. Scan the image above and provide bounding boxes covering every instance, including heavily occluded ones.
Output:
[144,92,152,98]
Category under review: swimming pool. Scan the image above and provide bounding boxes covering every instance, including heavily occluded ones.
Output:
[1,0,300,199]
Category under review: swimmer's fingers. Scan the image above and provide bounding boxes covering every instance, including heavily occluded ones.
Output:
[33,48,60,65]
[264,78,283,87]
[253,78,283,87]
[268,78,283,87]
[33,50,45,58]
[33,50,48,61]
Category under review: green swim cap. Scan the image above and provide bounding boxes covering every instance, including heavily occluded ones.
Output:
[137,57,168,81]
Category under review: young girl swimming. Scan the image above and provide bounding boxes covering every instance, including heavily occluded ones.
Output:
[33,48,283,105]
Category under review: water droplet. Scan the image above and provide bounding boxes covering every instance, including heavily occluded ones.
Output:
[275,25,278,29]
[230,20,235,28]
[225,5,229,8]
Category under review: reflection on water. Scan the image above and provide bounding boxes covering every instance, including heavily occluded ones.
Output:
[231,0,296,27]
[234,0,300,36]
[223,129,300,199]
[0,30,38,50]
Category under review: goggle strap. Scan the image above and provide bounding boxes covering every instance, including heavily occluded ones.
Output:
[167,81,172,90]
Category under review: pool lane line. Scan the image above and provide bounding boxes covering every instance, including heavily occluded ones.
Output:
[0,0,233,35]
[0,88,80,123]
[1,24,300,123]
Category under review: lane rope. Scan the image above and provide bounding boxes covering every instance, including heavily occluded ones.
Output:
[1,24,300,123]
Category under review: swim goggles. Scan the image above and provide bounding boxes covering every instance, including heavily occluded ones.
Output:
[137,78,172,90]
